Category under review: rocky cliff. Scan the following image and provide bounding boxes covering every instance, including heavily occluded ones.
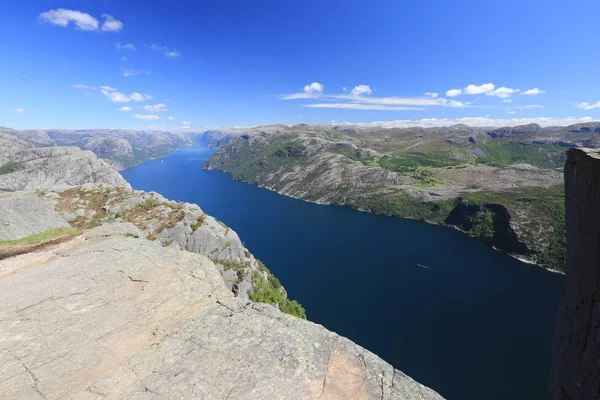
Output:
[0,134,129,191]
[0,221,442,399]
[550,148,600,399]
[0,138,443,399]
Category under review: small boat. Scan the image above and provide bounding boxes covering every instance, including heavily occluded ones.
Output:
[417,264,431,270]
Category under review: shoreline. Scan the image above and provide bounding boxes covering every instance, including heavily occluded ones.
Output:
[203,163,562,274]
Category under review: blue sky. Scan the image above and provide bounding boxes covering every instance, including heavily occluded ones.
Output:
[1,0,599,130]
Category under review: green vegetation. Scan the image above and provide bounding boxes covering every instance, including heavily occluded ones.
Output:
[537,204,567,272]
[0,161,18,175]
[250,270,306,319]
[473,141,567,168]
[469,210,495,241]
[207,134,306,184]
[211,258,247,270]
[136,198,157,210]
[191,214,206,231]
[0,227,80,246]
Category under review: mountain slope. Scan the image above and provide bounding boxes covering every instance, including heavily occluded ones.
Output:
[204,123,579,271]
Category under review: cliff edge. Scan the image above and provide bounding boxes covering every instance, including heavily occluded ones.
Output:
[550,148,600,399]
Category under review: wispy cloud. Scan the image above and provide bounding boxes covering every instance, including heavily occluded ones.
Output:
[576,101,600,110]
[348,116,595,129]
[101,89,152,103]
[116,42,136,50]
[148,44,182,58]
[133,114,160,120]
[122,69,151,77]
[521,88,546,96]
[304,104,422,111]
[100,86,117,92]
[144,104,167,113]
[101,14,123,32]
[168,116,176,121]
[118,106,132,112]
[282,82,473,110]
[182,120,191,125]
[71,84,97,90]
[11,108,26,113]
[281,82,324,100]
[39,9,123,32]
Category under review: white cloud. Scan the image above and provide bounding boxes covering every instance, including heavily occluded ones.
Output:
[116,42,136,50]
[488,87,520,99]
[144,103,167,113]
[100,85,117,92]
[445,89,462,97]
[39,9,122,32]
[12,108,26,113]
[118,106,132,112]
[133,114,160,120]
[123,69,151,77]
[121,57,128,61]
[576,101,600,110]
[182,120,191,125]
[506,111,516,115]
[304,82,324,94]
[165,51,181,58]
[84,91,95,96]
[39,9,99,31]
[168,116,176,121]
[463,83,495,95]
[425,92,438,98]
[447,83,520,100]
[521,88,546,96]
[350,116,596,129]
[350,85,372,96]
[304,103,423,111]
[101,89,152,103]
[101,14,123,32]
[281,82,324,100]
[180,125,191,129]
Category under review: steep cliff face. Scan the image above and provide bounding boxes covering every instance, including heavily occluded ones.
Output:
[39,184,272,300]
[550,148,600,399]
[0,135,129,191]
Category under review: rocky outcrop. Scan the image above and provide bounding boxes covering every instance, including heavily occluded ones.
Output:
[0,192,70,241]
[550,148,600,399]
[0,221,443,400]
[0,144,129,191]
[39,184,265,299]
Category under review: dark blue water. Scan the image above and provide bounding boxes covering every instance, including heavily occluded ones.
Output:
[122,147,565,400]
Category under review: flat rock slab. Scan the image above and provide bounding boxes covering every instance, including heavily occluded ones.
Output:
[0,192,70,241]
[0,222,443,400]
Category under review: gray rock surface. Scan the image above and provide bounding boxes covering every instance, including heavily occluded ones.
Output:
[0,144,130,191]
[550,148,600,399]
[39,184,268,299]
[0,192,69,240]
[0,222,443,400]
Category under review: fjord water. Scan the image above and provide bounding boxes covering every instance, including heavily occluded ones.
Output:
[122,147,564,400]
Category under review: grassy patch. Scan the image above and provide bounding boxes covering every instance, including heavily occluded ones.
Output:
[0,227,80,246]
[0,161,19,175]
[191,214,205,231]
[473,141,567,169]
[249,270,306,319]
